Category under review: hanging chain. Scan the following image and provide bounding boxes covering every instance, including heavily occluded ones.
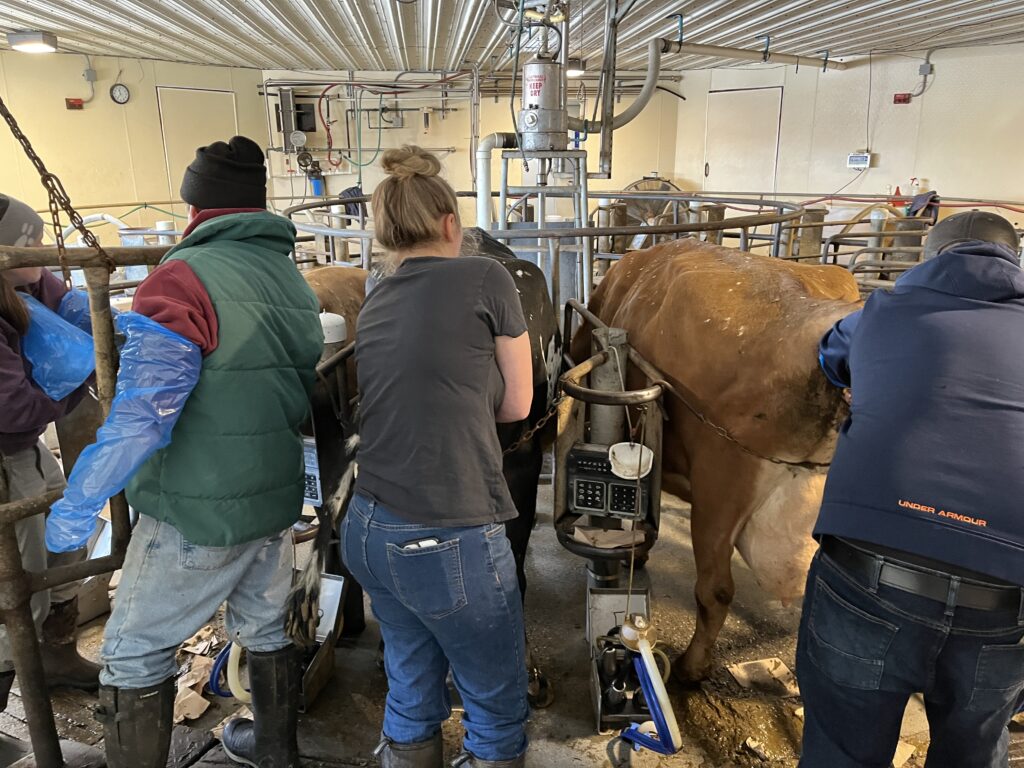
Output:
[0,94,115,285]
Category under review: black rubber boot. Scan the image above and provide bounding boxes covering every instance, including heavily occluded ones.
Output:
[0,670,14,711]
[452,754,525,768]
[222,646,301,768]
[374,732,444,768]
[40,597,101,691]
[96,678,175,768]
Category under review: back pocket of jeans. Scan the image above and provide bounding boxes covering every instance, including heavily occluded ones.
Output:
[180,538,236,571]
[966,637,1024,712]
[386,539,468,620]
[806,579,899,690]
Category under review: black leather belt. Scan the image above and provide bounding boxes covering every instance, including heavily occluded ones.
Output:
[821,536,1021,612]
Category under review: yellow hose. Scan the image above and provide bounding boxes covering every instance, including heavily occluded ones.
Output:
[227,643,252,704]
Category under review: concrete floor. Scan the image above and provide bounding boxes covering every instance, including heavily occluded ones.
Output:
[5,486,1024,767]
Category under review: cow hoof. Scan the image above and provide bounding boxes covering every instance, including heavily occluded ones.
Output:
[671,653,710,687]
[528,666,555,709]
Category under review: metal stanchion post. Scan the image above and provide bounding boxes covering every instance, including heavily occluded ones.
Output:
[0,491,63,768]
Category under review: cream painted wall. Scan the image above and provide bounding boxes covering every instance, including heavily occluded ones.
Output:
[671,43,1024,206]
[261,71,680,224]
[0,52,266,234]
[4,43,1016,240]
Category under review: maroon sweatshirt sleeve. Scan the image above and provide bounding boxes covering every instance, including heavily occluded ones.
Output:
[131,261,219,355]
[30,269,69,312]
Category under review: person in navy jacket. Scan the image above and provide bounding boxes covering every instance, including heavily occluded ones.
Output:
[799,211,1024,768]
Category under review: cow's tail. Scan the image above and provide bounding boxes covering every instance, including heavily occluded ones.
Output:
[285,434,359,648]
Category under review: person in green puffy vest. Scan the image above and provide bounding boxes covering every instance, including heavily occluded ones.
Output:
[45,136,324,768]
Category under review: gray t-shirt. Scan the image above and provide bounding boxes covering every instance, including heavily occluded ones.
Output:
[354,255,529,526]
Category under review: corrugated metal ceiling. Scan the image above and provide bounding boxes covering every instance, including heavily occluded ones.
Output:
[0,0,1021,72]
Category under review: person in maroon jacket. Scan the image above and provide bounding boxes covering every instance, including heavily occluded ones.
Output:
[0,194,101,704]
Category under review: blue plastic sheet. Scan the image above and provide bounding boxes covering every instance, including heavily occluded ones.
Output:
[20,294,96,401]
[46,312,201,553]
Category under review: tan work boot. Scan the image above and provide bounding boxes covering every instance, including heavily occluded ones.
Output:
[40,597,101,691]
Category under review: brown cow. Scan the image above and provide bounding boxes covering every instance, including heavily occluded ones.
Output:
[571,237,862,682]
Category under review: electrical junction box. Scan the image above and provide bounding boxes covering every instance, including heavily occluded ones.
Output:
[847,152,873,170]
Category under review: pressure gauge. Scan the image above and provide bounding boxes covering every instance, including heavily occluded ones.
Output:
[289,130,307,149]
[110,83,131,105]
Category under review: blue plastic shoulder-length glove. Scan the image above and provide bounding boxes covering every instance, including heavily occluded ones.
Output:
[20,294,96,401]
[57,289,122,335]
[45,311,201,553]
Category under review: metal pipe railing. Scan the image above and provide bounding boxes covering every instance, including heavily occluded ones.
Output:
[0,245,158,767]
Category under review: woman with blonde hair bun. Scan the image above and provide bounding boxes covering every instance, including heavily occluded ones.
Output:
[340,146,532,768]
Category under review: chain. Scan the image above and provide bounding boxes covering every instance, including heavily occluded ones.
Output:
[503,395,566,456]
[0,94,115,285]
[657,377,833,470]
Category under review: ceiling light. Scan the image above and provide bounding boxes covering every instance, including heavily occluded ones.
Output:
[566,58,586,78]
[7,31,58,54]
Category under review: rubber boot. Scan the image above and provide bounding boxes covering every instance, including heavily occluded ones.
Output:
[40,597,101,690]
[374,732,444,768]
[96,679,175,768]
[451,754,525,768]
[0,670,14,711]
[222,646,301,768]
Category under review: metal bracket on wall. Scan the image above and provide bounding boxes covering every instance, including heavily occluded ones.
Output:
[758,34,771,62]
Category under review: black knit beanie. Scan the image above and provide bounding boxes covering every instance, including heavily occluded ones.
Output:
[179,135,267,210]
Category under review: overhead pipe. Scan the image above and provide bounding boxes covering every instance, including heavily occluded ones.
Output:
[660,40,846,70]
[476,132,519,228]
[565,35,842,137]
[567,38,662,133]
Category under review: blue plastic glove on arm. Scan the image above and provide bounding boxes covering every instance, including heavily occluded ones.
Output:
[58,288,121,335]
[20,294,95,400]
[818,309,862,390]
[57,289,92,332]
[45,311,201,553]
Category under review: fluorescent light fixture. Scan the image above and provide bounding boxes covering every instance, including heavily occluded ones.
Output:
[566,58,586,78]
[7,31,58,54]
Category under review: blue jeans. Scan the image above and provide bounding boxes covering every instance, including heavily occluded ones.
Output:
[340,493,528,761]
[101,516,293,689]
[797,547,1024,768]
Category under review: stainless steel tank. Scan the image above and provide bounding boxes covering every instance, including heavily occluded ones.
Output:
[518,58,567,151]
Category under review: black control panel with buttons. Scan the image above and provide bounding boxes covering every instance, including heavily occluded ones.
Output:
[566,443,651,520]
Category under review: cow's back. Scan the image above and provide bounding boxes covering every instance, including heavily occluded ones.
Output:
[583,238,860,467]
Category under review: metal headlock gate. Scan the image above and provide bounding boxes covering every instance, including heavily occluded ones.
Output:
[0,244,168,767]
